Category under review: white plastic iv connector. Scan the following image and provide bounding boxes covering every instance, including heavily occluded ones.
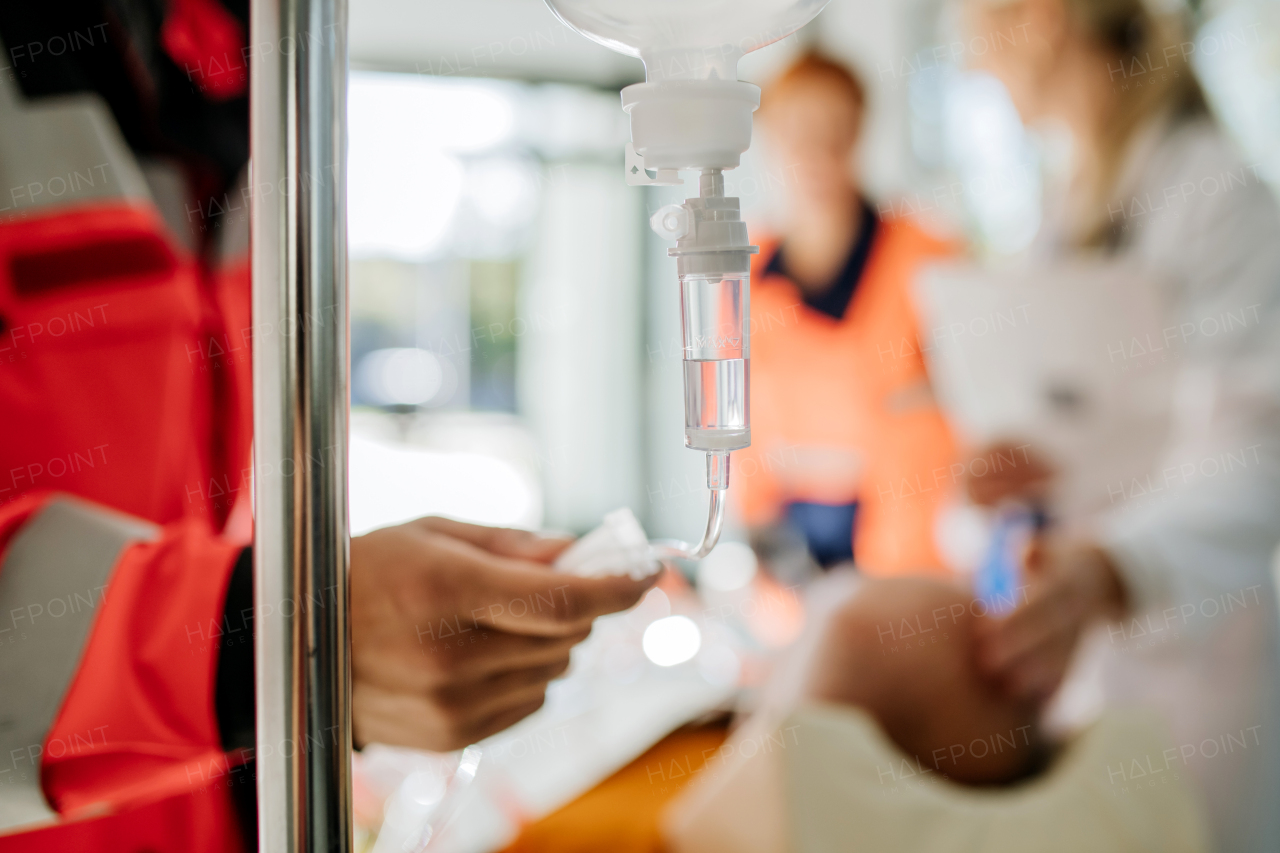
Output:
[650,204,690,240]
[625,143,683,187]
[621,81,760,177]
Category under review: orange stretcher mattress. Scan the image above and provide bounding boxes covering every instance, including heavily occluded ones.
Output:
[500,723,729,853]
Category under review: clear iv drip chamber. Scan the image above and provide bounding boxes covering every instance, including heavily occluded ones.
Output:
[648,169,755,561]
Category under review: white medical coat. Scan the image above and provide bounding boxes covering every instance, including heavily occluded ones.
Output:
[1046,113,1280,853]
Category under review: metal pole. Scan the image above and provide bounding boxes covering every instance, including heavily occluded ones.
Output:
[250,0,352,850]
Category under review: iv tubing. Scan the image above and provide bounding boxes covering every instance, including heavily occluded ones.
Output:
[651,455,728,561]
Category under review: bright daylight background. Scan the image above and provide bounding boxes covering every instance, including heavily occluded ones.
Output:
[345,0,1280,545]
[340,2,1280,850]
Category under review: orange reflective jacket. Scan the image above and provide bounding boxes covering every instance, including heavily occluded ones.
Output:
[735,216,959,576]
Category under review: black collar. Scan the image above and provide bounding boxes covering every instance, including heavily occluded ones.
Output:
[765,199,879,321]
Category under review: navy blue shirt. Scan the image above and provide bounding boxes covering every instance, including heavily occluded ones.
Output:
[764,199,880,566]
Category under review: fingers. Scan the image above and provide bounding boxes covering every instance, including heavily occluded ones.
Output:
[356,623,586,694]
[469,696,548,743]
[405,524,657,637]
[415,516,573,563]
[434,659,571,723]
[471,564,659,637]
[1022,537,1048,578]
[965,442,1054,506]
[977,595,1058,669]
[975,591,1080,702]
[972,537,1129,705]
[353,659,567,751]
[981,619,1074,702]
[423,627,587,683]
[364,517,657,639]
[350,516,646,752]
[1009,635,1074,702]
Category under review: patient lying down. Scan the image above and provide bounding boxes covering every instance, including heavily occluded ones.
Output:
[663,576,1213,853]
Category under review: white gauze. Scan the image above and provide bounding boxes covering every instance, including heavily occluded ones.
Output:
[553,507,661,580]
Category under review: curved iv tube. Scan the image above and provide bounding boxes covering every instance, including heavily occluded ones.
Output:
[411,744,484,852]
[651,479,726,561]
[416,468,726,852]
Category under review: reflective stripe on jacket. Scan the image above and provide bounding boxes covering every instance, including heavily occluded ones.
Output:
[0,493,244,852]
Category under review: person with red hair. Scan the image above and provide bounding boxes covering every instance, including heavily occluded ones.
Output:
[736,52,960,577]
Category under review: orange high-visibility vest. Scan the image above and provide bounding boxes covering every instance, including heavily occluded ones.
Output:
[735,216,959,576]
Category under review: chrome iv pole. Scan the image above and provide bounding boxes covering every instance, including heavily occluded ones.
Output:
[250,0,353,849]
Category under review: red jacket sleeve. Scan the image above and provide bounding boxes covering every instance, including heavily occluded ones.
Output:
[0,495,247,852]
[0,492,54,554]
[40,517,243,816]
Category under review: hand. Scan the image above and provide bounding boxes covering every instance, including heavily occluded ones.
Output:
[965,441,1055,506]
[350,516,657,751]
[974,538,1127,704]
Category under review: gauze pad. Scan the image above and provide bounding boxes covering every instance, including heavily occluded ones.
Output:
[554,508,661,580]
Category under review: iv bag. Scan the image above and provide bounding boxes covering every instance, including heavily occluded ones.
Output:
[545,0,829,81]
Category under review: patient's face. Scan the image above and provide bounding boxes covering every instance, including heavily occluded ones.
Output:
[802,577,1043,785]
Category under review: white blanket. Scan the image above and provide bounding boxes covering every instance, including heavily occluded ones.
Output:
[666,703,1214,853]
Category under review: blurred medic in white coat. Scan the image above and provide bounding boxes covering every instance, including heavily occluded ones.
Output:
[960,1,1280,851]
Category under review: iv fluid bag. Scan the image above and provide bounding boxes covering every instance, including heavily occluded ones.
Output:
[545,0,829,80]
